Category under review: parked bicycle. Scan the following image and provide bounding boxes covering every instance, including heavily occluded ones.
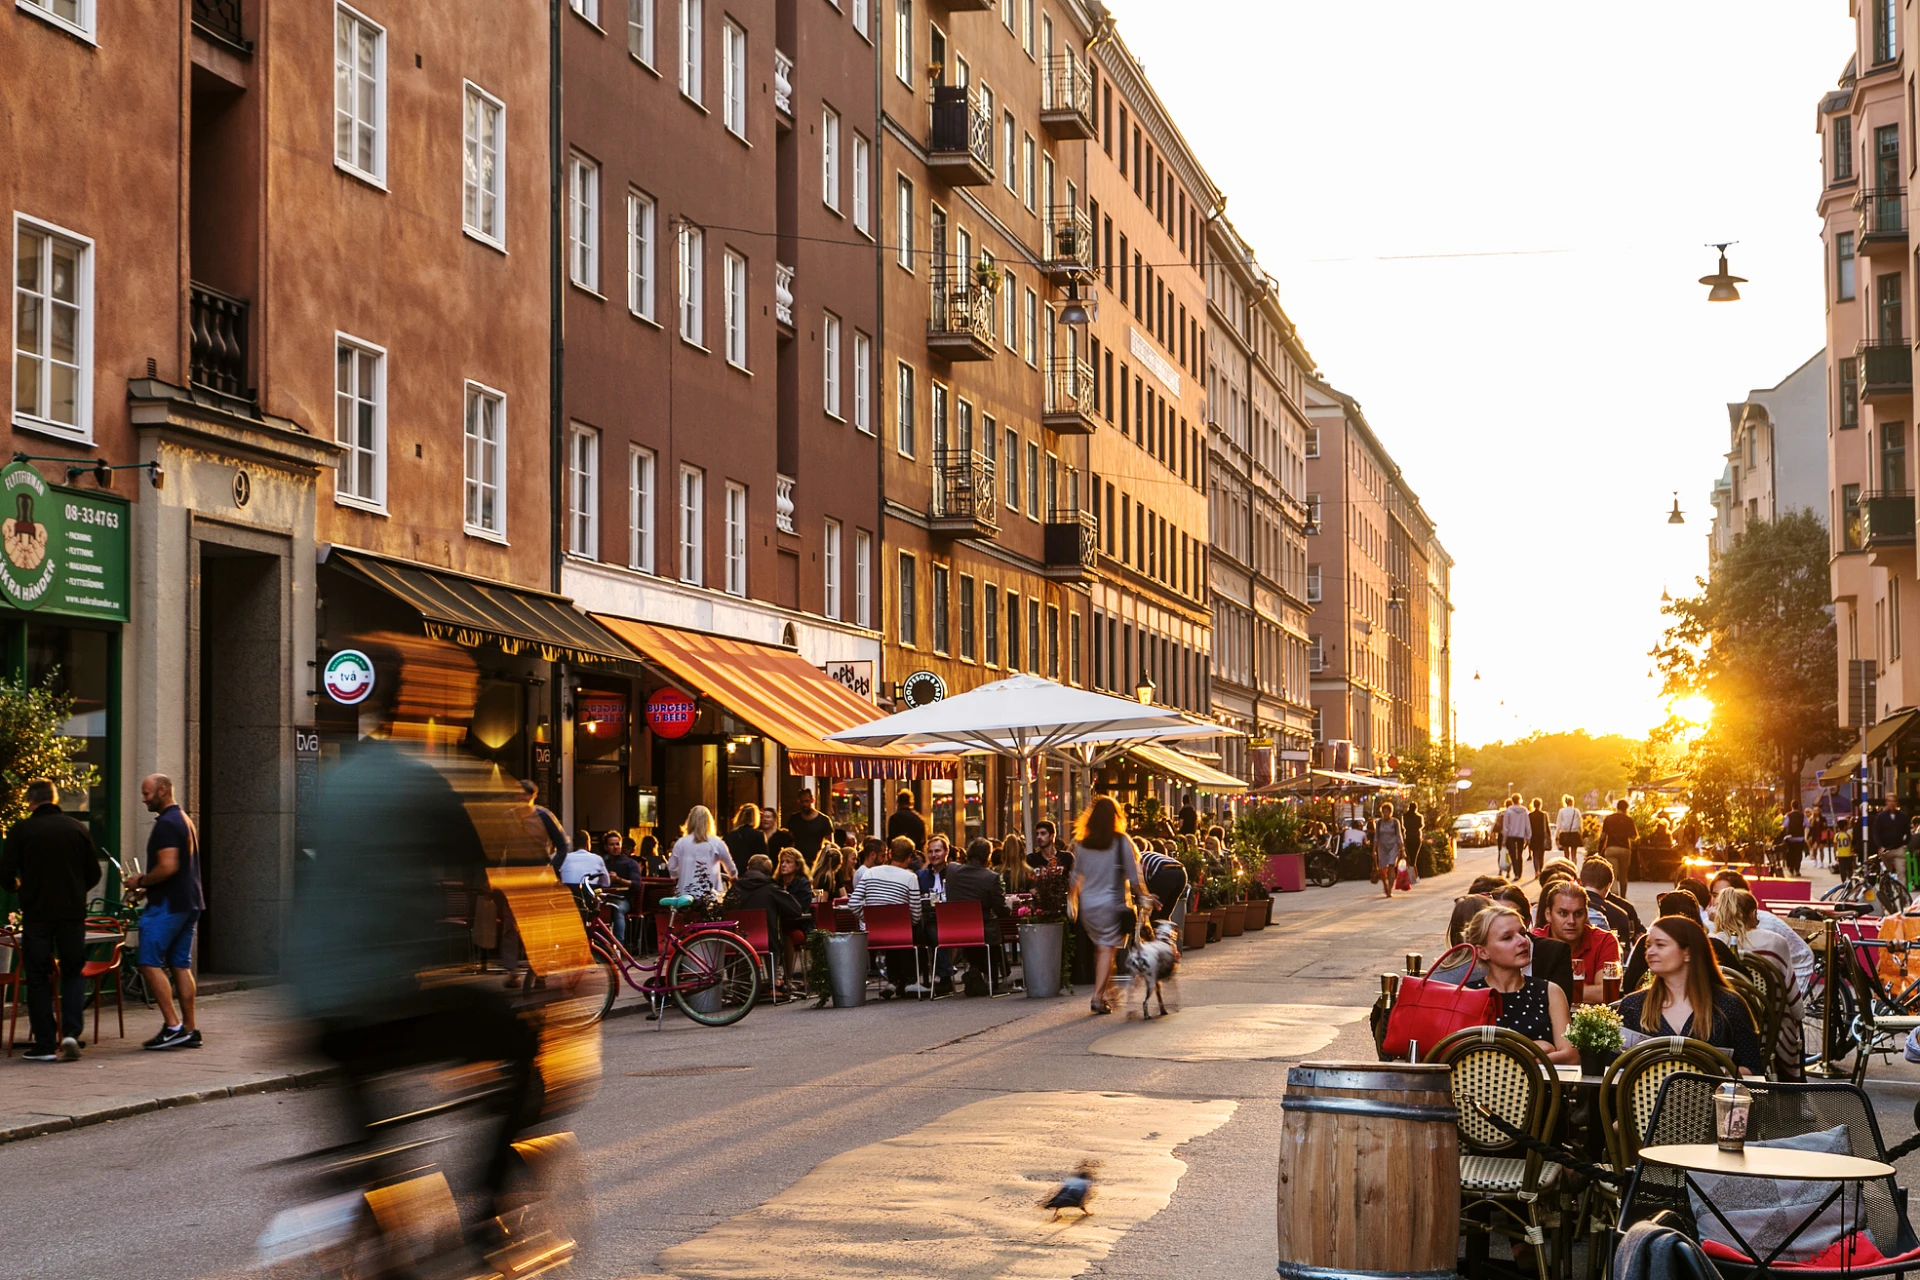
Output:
[1821,855,1913,914]
[558,888,760,1029]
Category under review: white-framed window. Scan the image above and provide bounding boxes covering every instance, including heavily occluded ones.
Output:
[629,445,656,572]
[822,106,842,210]
[334,335,386,508]
[1304,426,1319,459]
[893,0,912,84]
[852,330,872,433]
[1003,267,1017,351]
[1306,564,1322,603]
[463,381,506,537]
[896,175,914,270]
[722,249,747,367]
[19,0,95,41]
[680,0,703,101]
[1002,112,1017,194]
[724,480,748,595]
[11,218,92,441]
[851,132,871,233]
[678,222,705,343]
[852,0,870,41]
[462,83,505,247]
[1026,439,1039,517]
[568,152,600,289]
[1021,133,1036,210]
[722,19,747,136]
[627,190,656,319]
[679,464,705,583]
[1023,287,1037,365]
[823,311,842,416]
[570,0,600,21]
[824,518,843,619]
[896,360,915,456]
[569,422,600,557]
[334,5,386,182]
[629,0,655,65]
[854,529,872,627]
[898,552,917,646]
[1004,426,1018,510]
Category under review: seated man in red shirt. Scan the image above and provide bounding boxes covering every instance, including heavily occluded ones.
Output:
[1535,877,1619,1004]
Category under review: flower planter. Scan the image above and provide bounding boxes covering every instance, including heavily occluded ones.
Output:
[1221,903,1248,937]
[1019,921,1066,998]
[1577,1046,1615,1077]
[1183,911,1211,950]
[1244,899,1269,931]
[823,932,868,1007]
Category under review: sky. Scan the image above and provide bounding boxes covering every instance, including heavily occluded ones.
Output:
[1101,0,1843,744]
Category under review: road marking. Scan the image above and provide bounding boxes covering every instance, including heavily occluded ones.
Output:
[654,1091,1234,1280]
[1089,1004,1371,1062]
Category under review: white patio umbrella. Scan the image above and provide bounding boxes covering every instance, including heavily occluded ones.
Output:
[827,674,1207,849]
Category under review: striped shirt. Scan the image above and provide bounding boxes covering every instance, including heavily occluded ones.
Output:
[847,862,922,923]
[1140,849,1181,879]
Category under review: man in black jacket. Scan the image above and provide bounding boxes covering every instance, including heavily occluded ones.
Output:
[726,854,809,985]
[946,839,1009,995]
[0,779,101,1061]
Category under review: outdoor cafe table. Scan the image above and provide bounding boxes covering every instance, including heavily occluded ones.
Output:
[1635,1143,1893,1277]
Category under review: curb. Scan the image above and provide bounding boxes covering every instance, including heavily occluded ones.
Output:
[0,1064,338,1147]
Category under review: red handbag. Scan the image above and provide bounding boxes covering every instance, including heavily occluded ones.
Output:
[1381,942,1499,1060]
[1395,865,1412,892]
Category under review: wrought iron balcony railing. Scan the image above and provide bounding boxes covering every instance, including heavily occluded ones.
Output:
[929,449,998,538]
[1040,55,1096,139]
[927,85,993,185]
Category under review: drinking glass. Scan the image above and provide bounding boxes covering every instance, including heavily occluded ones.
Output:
[1571,958,1587,983]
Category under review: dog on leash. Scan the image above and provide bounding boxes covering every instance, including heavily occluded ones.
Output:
[1122,919,1180,1019]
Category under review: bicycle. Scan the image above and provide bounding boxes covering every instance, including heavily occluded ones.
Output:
[560,890,760,1029]
[1821,854,1913,913]
[1304,837,1340,889]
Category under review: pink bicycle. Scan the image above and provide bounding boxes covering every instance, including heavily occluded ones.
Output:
[565,890,761,1028]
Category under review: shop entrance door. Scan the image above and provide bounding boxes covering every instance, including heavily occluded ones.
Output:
[197,543,289,975]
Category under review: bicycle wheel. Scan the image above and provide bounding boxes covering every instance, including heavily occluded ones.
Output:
[1821,878,1858,903]
[544,946,619,1031]
[1306,853,1339,889]
[1885,875,1914,914]
[668,931,761,1026]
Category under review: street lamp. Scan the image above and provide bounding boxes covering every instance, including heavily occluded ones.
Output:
[1135,669,1156,705]
[1059,278,1092,327]
[1699,243,1745,302]
[1667,492,1685,525]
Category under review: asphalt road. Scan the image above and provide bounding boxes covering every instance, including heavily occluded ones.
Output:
[5,845,1919,1280]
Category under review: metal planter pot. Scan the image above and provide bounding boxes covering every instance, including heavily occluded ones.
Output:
[1019,922,1065,998]
[824,931,868,1008]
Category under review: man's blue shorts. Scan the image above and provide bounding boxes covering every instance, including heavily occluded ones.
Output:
[137,903,199,969]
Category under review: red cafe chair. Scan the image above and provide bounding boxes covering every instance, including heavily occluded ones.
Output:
[861,904,924,999]
[933,899,1002,997]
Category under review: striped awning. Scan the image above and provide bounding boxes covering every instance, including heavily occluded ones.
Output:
[1127,742,1248,794]
[594,616,956,780]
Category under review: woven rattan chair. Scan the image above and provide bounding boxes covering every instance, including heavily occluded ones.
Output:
[1617,1072,1919,1276]
[1429,1025,1564,1280]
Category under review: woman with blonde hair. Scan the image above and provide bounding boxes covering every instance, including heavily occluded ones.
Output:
[1000,833,1029,895]
[1710,887,1804,1079]
[1069,796,1147,1015]
[1616,914,1765,1075]
[669,804,738,899]
[1464,904,1576,1064]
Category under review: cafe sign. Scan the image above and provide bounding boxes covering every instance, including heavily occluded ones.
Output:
[0,462,130,622]
[646,688,698,739]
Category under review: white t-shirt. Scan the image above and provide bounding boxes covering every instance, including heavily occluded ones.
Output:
[558,849,609,887]
[669,835,738,898]
[1555,806,1583,836]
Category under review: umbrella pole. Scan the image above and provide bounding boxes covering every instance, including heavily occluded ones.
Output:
[1023,748,1037,855]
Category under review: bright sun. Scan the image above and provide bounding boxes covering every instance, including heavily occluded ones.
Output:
[1670,694,1714,726]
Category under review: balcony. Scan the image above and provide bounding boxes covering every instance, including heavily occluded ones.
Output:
[1865,491,1916,555]
[189,282,250,399]
[1042,356,1097,433]
[928,450,999,539]
[927,276,995,361]
[1039,55,1096,139]
[1859,339,1912,403]
[1043,206,1093,281]
[1857,186,1907,251]
[1042,509,1099,581]
[191,0,248,50]
[776,474,796,534]
[946,0,994,10]
[774,50,793,125]
[927,85,994,186]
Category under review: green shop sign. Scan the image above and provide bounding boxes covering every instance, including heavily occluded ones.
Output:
[0,462,130,622]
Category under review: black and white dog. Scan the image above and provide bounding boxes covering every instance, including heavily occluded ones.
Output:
[1122,919,1180,1019]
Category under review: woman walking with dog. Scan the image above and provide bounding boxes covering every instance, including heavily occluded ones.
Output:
[1069,795,1148,1016]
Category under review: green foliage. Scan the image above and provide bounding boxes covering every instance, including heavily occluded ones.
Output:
[806,929,833,1008]
[1416,835,1456,878]
[1567,1004,1624,1053]
[1230,801,1308,860]
[0,672,97,834]
[1457,731,1642,812]
[1026,866,1070,923]
[1679,729,1779,845]
[1337,846,1375,881]
[1394,735,1460,815]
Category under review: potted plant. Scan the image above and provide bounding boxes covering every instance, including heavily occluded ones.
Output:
[1220,862,1249,937]
[1567,1004,1624,1076]
[1018,866,1069,997]
[1182,884,1210,951]
[1054,222,1079,261]
[972,258,1002,295]
[1244,880,1271,930]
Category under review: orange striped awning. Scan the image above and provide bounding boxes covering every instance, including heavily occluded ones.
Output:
[593,616,956,780]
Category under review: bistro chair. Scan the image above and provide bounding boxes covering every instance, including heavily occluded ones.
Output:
[1618,1072,1920,1275]
[1427,1025,1563,1280]
[1738,954,1796,1080]
[1720,972,1771,1065]
[932,899,1002,997]
[860,904,924,999]
[0,933,20,1057]
[723,909,785,1004]
[81,917,127,1041]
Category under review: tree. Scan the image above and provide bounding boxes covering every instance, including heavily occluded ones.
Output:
[1393,734,1459,816]
[1456,731,1642,810]
[1652,511,1841,799]
[0,673,97,833]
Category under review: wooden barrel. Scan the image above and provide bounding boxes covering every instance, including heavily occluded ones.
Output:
[1277,1061,1459,1280]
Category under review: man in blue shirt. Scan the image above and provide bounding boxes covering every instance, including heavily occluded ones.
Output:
[124,774,204,1050]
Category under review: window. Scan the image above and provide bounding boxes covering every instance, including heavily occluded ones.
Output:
[1021,133,1036,210]
[569,153,600,289]
[1003,268,1018,350]
[1844,482,1864,550]
[824,519,843,619]
[462,85,505,245]
[893,0,913,84]
[12,220,91,440]
[334,6,385,181]
[1834,116,1853,181]
[1306,563,1322,603]
[1841,356,1860,429]
[19,0,94,39]
[931,564,950,652]
[680,0,703,100]
[896,361,915,455]
[984,586,1000,665]
[1046,604,1060,678]
[852,133,871,232]
[1004,428,1019,510]
[1838,231,1856,301]
[1027,598,1041,673]
[1883,421,1907,494]
[721,19,747,134]
[896,175,914,269]
[463,382,505,536]
[629,0,655,65]
[569,423,600,556]
[959,574,976,659]
[625,190,658,319]
[1003,112,1018,194]
[678,222,705,342]
[722,249,747,367]
[853,0,869,40]
[1026,439,1039,517]
[629,446,656,572]
[1875,0,1896,63]
[724,481,747,595]
[334,336,385,506]
[1022,287,1037,365]
[823,311,842,415]
[855,529,872,626]
[679,464,705,583]
[570,0,599,20]
[1304,426,1319,459]
[1309,635,1324,673]
[822,106,841,209]
[853,331,872,433]
[1069,612,1081,684]
[898,553,917,645]
[1006,592,1021,669]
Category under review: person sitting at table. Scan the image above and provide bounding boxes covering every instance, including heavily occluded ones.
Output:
[1490,884,1576,1002]
[1621,893,1747,993]
[636,834,668,878]
[1711,887,1805,1080]
[1579,857,1640,944]
[1463,905,1577,1065]
[1616,914,1766,1076]
[947,838,1010,995]
[773,847,815,969]
[999,835,1030,895]
[668,805,739,900]
[1707,869,1815,994]
[848,837,927,996]
[601,831,642,949]
[1538,877,1620,1003]
[726,854,810,992]
[1447,894,1494,948]
[808,846,844,901]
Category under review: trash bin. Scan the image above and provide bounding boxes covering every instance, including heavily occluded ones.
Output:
[824,931,868,1008]
[1019,922,1065,998]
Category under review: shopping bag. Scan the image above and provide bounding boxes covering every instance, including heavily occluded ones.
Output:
[1395,864,1412,892]
[1382,943,1499,1059]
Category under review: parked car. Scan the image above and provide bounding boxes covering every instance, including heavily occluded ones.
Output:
[1452,813,1494,847]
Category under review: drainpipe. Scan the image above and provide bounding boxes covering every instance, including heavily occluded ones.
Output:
[549,0,567,809]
